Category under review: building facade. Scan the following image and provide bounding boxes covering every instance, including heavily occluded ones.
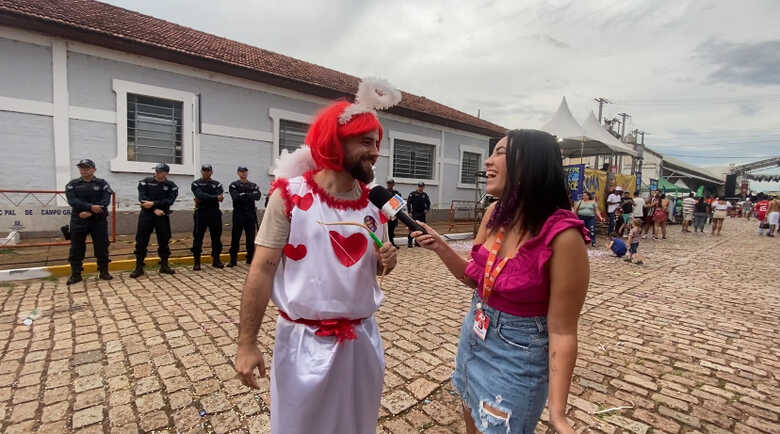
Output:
[0,1,504,233]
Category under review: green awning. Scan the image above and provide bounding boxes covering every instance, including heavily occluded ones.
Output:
[658,177,690,193]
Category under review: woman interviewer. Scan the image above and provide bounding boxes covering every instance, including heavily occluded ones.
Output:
[412,130,589,433]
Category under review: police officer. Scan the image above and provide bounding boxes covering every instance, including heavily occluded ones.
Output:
[65,159,113,284]
[130,163,179,278]
[228,166,262,267]
[407,181,430,248]
[386,179,401,249]
[191,164,224,270]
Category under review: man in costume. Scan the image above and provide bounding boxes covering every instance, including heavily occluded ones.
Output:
[235,78,401,434]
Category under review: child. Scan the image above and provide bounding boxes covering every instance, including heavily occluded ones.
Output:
[608,236,627,258]
[626,219,644,265]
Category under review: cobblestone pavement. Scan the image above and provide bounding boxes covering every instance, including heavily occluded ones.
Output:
[0,217,778,433]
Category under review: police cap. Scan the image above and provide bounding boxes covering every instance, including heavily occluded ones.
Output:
[237,166,248,172]
[76,159,95,168]
[201,164,213,171]
[154,163,170,172]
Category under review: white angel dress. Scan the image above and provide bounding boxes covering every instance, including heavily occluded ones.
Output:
[269,172,386,434]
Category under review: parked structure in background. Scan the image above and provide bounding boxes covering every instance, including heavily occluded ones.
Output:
[0,0,504,235]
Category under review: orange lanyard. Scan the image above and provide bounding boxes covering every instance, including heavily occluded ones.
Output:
[482,228,510,303]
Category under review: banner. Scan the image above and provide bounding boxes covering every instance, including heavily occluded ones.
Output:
[563,164,585,202]
[649,179,658,192]
[614,174,637,196]
[584,168,608,215]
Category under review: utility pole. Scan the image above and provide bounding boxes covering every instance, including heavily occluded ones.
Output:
[594,97,611,122]
[616,112,630,140]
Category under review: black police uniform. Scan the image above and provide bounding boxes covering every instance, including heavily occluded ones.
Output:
[65,176,112,275]
[386,187,402,247]
[228,180,262,265]
[134,176,179,268]
[191,177,224,265]
[407,190,431,247]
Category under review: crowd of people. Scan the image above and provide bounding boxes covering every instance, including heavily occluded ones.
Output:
[572,186,780,267]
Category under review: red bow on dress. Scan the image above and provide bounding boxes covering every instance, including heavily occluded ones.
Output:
[279,311,363,343]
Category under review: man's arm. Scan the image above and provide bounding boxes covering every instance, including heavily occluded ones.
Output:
[158,184,179,209]
[138,181,149,203]
[236,246,282,388]
[96,181,112,208]
[250,183,263,201]
[229,182,243,203]
[192,181,218,200]
[66,183,91,212]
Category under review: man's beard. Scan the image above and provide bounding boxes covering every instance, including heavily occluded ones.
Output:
[344,156,375,184]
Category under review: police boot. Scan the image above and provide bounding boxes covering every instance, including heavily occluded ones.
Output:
[193,257,201,271]
[98,265,113,281]
[159,258,175,275]
[226,255,237,268]
[66,273,82,285]
[212,257,225,269]
[129,260,144,278]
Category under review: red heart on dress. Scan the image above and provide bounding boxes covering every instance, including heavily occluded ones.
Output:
[283,243,307,261]
[379,213,389,224]
[328,231,367,267]
[291,193,313,211]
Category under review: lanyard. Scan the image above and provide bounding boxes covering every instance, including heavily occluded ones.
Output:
[482,228,510,303]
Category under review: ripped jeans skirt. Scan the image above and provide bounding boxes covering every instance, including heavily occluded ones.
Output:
[452,292,549,434]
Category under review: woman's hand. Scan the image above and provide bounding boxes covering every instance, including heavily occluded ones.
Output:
[410,222,446,253]
[550,414,575,434]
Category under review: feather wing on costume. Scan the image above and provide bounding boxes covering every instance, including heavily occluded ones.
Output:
[272,145,317,180]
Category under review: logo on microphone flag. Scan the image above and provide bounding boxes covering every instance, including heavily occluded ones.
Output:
[381,194,405,219]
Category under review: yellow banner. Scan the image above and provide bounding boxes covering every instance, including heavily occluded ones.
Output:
[614,174,637,196]
[583,169,608,215]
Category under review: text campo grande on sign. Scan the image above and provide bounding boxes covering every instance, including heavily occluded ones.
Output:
[1,209,73,216]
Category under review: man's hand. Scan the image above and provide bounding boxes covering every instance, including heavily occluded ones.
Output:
[218,194,224,202]
[141,201,154,209]
[79,211,92,219]
[376,243,397,273]
[235,344,265,389]
[154,209,165,217]
[90,205,103,214]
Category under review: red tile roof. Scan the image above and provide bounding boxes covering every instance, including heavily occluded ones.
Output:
[0,0,506,137]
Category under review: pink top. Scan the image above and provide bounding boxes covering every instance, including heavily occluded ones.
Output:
[464,209,589,317]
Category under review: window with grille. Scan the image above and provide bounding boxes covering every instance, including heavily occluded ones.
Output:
[127,94,183,164]
[460,151,482,185]
[392,139,436,180]
[279,119,309,154]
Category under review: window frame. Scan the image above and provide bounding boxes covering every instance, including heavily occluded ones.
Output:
[388,131,441,186]
[269,108,313,156]
[111,79,197,175]
[458,145,487,189]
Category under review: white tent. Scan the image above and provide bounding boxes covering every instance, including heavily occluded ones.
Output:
[540,98,637,158]
[580,112,638,157]
[540,97,588,140]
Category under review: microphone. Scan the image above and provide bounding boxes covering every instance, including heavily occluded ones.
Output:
[369,186,427,234]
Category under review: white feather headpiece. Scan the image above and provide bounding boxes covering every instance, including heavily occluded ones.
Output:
[271,77,401,180]
[338,77,402,124]
[271,145,318,179]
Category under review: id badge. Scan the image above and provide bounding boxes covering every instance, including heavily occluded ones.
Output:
[473,308,489,340]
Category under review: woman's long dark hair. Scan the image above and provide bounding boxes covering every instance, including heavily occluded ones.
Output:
[487,129,571,236]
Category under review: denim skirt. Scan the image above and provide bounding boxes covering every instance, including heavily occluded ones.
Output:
[452,293,549,434]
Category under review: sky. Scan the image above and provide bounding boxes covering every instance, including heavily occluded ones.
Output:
[104,0,780,191]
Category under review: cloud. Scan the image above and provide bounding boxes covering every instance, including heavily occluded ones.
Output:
[696,39,780,86]
[101,0,780,172]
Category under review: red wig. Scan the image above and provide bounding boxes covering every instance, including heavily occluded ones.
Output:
[305,100,383,171]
